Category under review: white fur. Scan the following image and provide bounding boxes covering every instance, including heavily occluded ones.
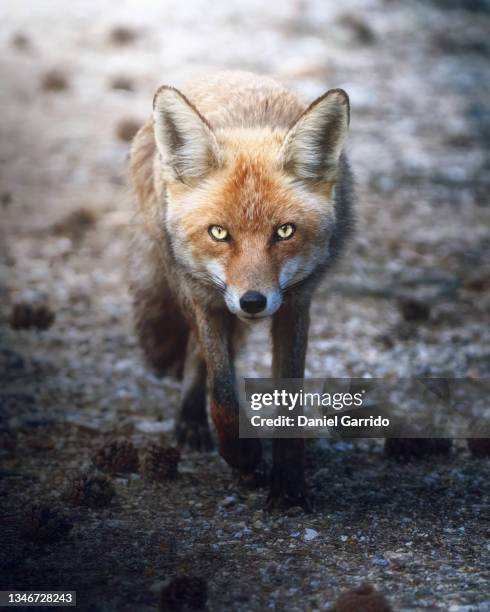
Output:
[281,90,349,180]
[224,286,241,314]
[153,87,222,179]
[225,285,282,321]
[205,259,226,286]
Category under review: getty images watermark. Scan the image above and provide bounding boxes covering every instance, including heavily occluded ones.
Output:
[238,378,490,439]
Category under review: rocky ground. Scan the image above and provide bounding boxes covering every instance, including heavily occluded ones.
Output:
[0,0,489,610]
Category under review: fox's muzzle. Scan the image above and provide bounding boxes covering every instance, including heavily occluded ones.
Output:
[239,291,267,314]
[224,286,282,320]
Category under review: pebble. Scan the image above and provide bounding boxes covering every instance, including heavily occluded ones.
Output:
[372,556,390,567]
[221,495,237,508]
[449,604,490,612]
[304,528,319,541]
[105,520,126,529]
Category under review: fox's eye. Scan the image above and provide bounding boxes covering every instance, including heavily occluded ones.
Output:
[275,223,295,241]
[209,225,229,242]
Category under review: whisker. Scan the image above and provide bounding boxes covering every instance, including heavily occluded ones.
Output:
[281,268,312,294]
[195,271,227,295]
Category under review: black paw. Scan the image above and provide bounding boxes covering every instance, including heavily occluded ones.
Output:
[266,466,312,512]
[385,438,452,463]
[266,487,312,513]
[237,459,269,490]
[176,419,214,452]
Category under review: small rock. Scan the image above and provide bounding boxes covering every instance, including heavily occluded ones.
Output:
[109,26,138,45]
[304,528,319,541]
[135,419,174,434]
[221,495,237,508]
[234,521,246,530]
[372,557,389,567]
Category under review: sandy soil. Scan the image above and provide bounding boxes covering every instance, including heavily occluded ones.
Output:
[1,0,489,610]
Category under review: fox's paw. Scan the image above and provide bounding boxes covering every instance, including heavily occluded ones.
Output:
[211,403,262,473]
[176,418,214,452]
[266,466,311,513]
[385,438,452,463]
[237,459,269,490]
[219,437,262,474]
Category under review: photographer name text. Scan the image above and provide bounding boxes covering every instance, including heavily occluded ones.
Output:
[249,414,390,428]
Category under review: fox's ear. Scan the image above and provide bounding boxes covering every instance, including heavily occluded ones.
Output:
[281,89,349,181]
[153,86,221,181]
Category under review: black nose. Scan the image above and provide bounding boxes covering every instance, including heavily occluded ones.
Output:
[239,291,267,314]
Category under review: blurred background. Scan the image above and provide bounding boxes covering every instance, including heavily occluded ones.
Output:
[1,1,489,610]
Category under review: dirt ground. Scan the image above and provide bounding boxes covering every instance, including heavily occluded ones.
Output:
[0,0,489,610]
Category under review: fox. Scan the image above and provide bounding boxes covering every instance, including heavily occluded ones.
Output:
[128,71,354,509]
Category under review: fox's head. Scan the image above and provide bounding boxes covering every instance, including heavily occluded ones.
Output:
[152,85,350,321]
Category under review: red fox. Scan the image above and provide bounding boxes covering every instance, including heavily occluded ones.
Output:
[129,71,353,508]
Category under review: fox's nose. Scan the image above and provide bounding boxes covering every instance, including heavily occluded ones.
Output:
[239,291,267,314]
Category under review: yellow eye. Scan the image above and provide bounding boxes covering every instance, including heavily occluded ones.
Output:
[209,225,229,242]
[276,223,295,241]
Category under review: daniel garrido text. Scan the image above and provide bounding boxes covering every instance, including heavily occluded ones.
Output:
[249,413,390,428]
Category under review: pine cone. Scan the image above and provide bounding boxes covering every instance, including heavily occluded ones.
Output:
[333,584,392,612]
[116,118,141,143]
[51,207,97,241]
[159,576,208,611]
[397,297,431,322]
[141,443,180,482]
[9,302,55,331]
[66,473,115,508]
[94,438,139,474]
[21,504,73,543]
[468,438,490,458]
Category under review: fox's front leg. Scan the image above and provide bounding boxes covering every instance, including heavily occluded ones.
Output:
[176,335,213,452]
[268,295,311,511]
[195,307,262,474]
